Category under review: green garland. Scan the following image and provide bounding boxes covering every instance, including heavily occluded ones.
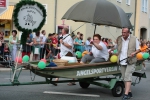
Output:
[13,0,47,44]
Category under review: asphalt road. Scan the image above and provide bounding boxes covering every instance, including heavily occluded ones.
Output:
[0,62,150,100]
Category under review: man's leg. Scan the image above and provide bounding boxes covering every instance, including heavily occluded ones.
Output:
[89,58,105,64]
[80,54,94,63]
[124,64,135,95]
[120,65,126,92]
[124,82,131,95]
[120,65,126,80]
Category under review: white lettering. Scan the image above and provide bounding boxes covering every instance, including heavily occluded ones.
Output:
[76,66,118,76]
[77,71,80,76]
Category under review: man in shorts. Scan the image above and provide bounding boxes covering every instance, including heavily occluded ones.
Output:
[117,28,140,100]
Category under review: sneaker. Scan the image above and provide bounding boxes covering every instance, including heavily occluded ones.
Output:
[128,92,133,98]
[122,94,129,100]
[144,67,146,70]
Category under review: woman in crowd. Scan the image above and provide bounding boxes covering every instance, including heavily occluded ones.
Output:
[80,34,109,64]
[40,30,47,59]
[8,30,19,61]
[74,33,83,52]
[85,37,92,52]
[107,39,114,49]
[74,33,82,45]
[22,34,33,58]
[33,31,42,60]
[102,38,108,46]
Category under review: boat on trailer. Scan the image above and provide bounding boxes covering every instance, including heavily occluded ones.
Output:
[0,60,146,97]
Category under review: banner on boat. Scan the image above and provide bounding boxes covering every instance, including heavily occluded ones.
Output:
[76,66,119,76]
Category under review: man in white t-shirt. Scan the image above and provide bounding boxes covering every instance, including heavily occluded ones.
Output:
[81,34,109,64]
[59,27,73,57]
[54,27,74,85]
[117,28,140,100]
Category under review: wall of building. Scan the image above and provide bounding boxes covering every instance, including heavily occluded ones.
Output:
[56,0,87,39]
[10,0,150,41]
[135,0,150,40]
[10,0,55,35]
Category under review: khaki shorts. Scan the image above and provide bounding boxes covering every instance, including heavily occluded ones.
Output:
[120,64,136,82]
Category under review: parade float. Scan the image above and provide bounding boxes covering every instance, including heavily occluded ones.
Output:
[0,0,147,97]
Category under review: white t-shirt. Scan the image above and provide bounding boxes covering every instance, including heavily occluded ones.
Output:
[60,34,73,57]
[120,36,140,65]
[91,41,109,61]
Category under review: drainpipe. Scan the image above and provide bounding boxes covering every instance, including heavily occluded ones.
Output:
[133,0,137,36]
[54,0,57,33]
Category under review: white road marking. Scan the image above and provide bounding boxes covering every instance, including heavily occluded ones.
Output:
[43,91,100,97]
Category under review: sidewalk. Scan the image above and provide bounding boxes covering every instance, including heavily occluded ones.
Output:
[0,65,12,71]
[0,51,34,71]
[0,65,26,71]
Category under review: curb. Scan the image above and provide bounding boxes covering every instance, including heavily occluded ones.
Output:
[0,68,26,71]
[0,68,12,71]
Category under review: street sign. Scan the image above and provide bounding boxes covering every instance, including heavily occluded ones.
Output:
[0,0,6,7]
[0,0,8,16]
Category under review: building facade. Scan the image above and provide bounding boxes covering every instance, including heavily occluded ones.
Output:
[135,0,150,40]
[0,0,149,41]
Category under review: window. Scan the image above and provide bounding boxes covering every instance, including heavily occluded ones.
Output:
[126,0,130,5]
[117,0,122,3]
[142,0,148,13]
[145,0,148,12]
[43,4,47,24]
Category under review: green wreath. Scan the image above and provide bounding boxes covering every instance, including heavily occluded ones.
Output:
[13,0,47,44]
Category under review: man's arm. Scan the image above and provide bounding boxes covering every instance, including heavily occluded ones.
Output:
[62,42,72,49]
[93,43,103,50]
[90,41,103,50]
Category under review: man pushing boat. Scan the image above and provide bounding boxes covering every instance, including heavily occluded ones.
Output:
[117,28,140,100]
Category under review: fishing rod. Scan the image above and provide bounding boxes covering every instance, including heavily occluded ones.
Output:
[119,48,150,63]
[59,23,86,40]
[72,23,86,33]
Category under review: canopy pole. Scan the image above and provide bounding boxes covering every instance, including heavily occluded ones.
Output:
[11,45,22,82]
[94,25,97,34]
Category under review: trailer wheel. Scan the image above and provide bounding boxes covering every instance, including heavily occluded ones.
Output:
[79,81,90,89]
[111,82,124,97]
